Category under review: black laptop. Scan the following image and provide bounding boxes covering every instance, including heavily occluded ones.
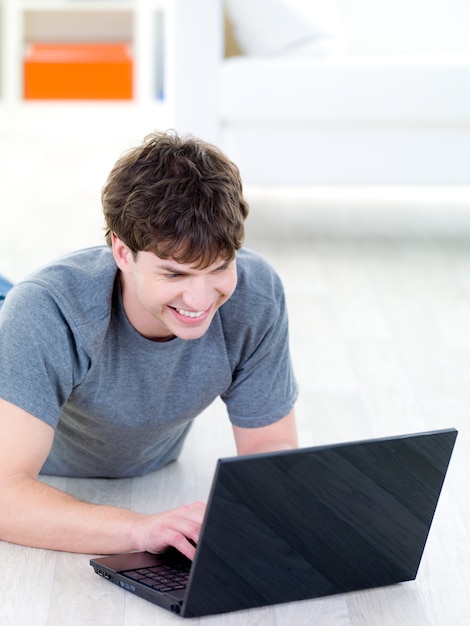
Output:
[90,428,457,617]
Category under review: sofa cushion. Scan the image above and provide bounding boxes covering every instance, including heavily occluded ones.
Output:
[224,0,344,57]
[219,55,470,124]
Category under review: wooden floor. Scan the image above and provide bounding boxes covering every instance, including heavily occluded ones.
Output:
[1,114,469,625]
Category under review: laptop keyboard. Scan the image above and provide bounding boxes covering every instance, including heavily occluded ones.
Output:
[123,563,190,593]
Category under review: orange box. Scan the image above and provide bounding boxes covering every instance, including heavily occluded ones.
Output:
[23,43,133,100]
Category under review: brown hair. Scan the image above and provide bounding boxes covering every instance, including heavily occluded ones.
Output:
[102,130,249,268]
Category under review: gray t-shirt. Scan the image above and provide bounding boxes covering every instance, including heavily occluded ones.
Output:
[0,246,297,478]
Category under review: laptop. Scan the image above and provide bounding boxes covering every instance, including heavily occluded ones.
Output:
[90,428,457,617]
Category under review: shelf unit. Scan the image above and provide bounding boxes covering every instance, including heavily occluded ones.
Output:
[0,0,167,105]
[0,0,223,144]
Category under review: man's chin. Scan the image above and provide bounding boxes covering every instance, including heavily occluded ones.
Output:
[173,325,211,341]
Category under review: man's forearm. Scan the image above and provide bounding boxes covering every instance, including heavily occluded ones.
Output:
[0,475,205,558]
[0,474,142,553]
[233,409,299,457]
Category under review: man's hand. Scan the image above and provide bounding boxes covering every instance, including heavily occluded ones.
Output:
[132,501,206,560]
[0,398,206,556]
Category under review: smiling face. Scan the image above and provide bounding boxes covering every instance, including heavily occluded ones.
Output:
[112,236,238,341]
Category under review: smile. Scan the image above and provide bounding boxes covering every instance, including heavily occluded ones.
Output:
[174,307,206,319]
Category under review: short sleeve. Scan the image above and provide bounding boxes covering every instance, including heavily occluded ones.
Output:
[0,282,88,427]
[220,252,298,427]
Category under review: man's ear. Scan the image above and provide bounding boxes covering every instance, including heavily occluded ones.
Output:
[111,234,134,274]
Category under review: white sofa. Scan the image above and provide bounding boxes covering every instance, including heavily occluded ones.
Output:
[171,0,470,186]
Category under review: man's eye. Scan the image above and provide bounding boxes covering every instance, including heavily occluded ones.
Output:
[162,272,183,279]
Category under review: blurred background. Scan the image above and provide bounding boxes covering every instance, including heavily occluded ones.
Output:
[0,0,470,449]
[0,0,469,280]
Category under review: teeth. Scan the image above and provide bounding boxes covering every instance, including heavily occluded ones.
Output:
[175,308,205,318]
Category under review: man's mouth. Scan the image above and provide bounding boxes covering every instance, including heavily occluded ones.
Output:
[170,306,207,319]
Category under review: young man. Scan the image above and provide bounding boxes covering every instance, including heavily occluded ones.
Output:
[0,131,298,560]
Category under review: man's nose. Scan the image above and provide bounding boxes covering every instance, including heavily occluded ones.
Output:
[183,278,213,310]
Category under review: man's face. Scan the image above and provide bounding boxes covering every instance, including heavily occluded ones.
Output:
[113,238,237,341]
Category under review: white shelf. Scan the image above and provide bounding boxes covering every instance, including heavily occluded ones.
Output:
[0,0,224,143]
[0,0,168,105]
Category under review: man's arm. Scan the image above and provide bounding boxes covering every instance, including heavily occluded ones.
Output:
[232,409,298,456]
[0,398,204,558]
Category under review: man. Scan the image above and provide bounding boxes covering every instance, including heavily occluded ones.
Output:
[0,130,298,560]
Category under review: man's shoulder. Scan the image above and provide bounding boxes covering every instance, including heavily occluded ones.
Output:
[236,247,270,268]
[215,248,291,373]
[9,246,117,328]
[218,248,285,329]
[33,245,115,280]
[24,246,115,288]
[235,247,284,302]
